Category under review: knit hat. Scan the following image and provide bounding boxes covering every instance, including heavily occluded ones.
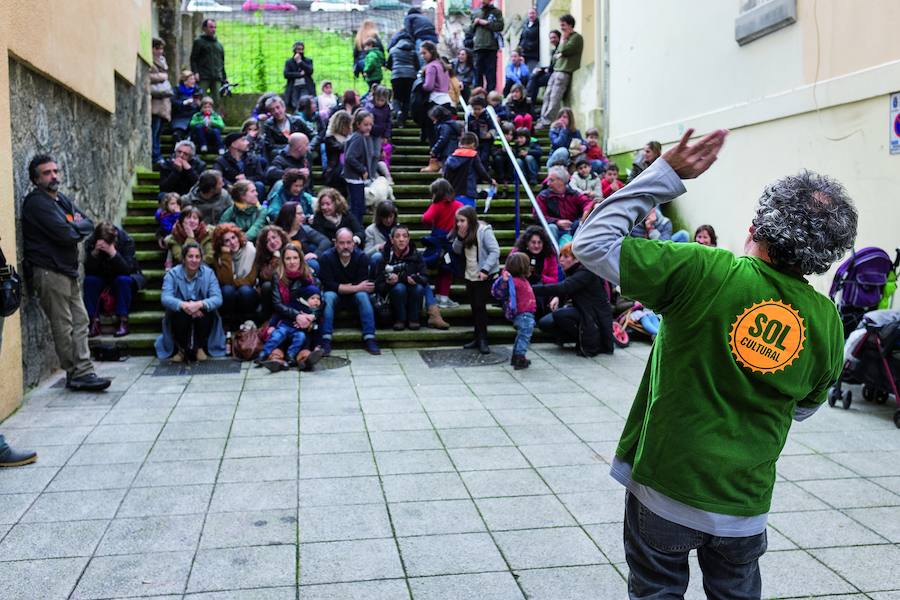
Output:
[299,284,321,299]
[224,132,244,148]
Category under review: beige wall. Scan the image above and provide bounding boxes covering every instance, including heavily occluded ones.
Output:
[0,0,151,418]
[604,0,900,294]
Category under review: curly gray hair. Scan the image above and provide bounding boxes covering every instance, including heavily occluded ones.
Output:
[752,170,857,275]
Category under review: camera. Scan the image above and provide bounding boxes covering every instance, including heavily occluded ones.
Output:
[384,264,406,281]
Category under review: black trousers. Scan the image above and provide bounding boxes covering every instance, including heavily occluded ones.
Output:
[526,69,551,101]
[474,49,498,92]
[465,279,491,340]
[391,77,414,122]
[171,310,214,359]
[538,306,580,343]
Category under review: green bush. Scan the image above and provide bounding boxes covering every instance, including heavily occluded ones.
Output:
[217,20,368,96]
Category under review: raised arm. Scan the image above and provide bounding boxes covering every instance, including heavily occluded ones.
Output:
[572,128,727,286]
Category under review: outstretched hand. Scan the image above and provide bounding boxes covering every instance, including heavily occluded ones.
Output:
[662,128,728,179]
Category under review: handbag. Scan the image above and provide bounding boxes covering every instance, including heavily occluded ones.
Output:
[151,79,174,99]
[372,293,393,325]
[0,246,22,317]
[232,323,262,361]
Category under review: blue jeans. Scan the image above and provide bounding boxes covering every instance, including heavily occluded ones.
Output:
[347,182,366,224]
[260,322,307,361]
[639,313,660,336]
[547,147,570,168]
[590,158,608,174]
[672,230,690,243]
[151,115,164,164]
[517,156,538,183]
[513,312,535,356]
[368,252,382,278]
[389,283,424,323]
[83,274,135,317]
[0,434,7,454]
[456,195,476,208]
[306,258,320,276]
[193,126,223,152]
[624,492,766,600]
[322,290,376,340]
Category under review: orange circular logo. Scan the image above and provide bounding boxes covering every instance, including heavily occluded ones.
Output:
[729,300,806,374]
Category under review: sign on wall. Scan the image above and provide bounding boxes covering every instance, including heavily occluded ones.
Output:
[891,92,900,155]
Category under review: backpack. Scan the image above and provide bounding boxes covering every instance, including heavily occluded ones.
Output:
[491,275,518,322]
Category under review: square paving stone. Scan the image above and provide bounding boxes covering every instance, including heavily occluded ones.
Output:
[757,549,856,598]
[390,499,485,537]
[551,406,622,424]
[447,446,529,471]
[829,451,900,477]
[437,427,514,448]
[160,420,233,440]
[147,438,228,462]
[45,462,140,492]
[477,495,575,531]
[298,476,384,507]
[427,410,497,429]
[775,454,858,481]
[231,418,298,437]
[299,415,366,435]
[96,514,205,555]
[583,523,627,564]
[298,452,377,479]
[0,556,88,600]
[21,488,127,523]
[219,457,297,483]
[67,441,154,465]
[0,465,59,493]
[298,503,392,542]
[515,564,625,599]
[168,404,235,422]
[236,401,299,420]
[364,412,433,432]
[210,480,298,513]
[567,421,627,443]
[0,520,109,560]
[558,490,625,525]
[408,572,523,600]
[299,538,404,584]
[494,527,607,569]
[769,481,830,513]
[369,429,443,452]
[382,472,469,503]
[302,400,364,417]
[100,407,172,425]
[490,408,559,427]
[201,509,297,549]
[811,544,900,593]
[502,424,581,446]
[85,423,164,444]
[0,426,93,447]
[133,459,221,487]
[375,450,455,475]
[226,435,299,458]
[184,587,294,599]
[398,531,508,576]
[798,478,900,508]
[299,432,371,455]
[518,444,603,468]
[845,506,900,542]
[72,550,194,599]
[118,484,213,517]
[188,544,297,592]
[297,579,409,599]
[768,509,888,548]
[537,464,621,494]
[461,469,551,498]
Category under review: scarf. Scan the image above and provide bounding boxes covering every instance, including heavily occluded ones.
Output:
[278,270,307,304]
[231,245,255,281]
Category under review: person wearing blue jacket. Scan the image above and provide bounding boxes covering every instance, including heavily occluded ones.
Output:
[503,50,530,95]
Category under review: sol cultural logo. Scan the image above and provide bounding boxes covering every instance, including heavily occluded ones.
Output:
[729,299,806,374]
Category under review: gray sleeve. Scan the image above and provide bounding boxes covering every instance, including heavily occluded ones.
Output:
[572,158,687,286]
[793,404,821,422]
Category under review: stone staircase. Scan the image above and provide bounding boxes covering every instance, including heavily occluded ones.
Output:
[89,122,552,354]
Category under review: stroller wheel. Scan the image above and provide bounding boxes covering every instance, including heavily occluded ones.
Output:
[842,389,852,410]
[828,387,841,407]
[876,391,889,405]
[894,410,900,429]
[862,385,875,402]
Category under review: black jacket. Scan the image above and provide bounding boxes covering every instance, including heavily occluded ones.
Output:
[405,11,438,42]
[507,96,534,118]
[431,119,463,161]
[159,157,206,195]
[283,55,315,107]
[21,189,94,278]
[270,274,318,323]
[262,116,314,162]
[214,151,266,185]
[443,148,491,198]
[374,241,428,295]
[290,226,331,257]
[317,247,370,293]
[533,264,614,356]
[518,20,540,61]
[387,36,419,81]
[311,212,365,244]
[322,135,345,186]
[84,227,146,290]
[265,148,311,187]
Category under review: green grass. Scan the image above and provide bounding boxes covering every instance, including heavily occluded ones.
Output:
[217,19,368,96]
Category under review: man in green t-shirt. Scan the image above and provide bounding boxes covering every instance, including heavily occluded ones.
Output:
[573,129,857,599]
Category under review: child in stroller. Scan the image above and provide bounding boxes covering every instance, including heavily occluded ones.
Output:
[828,309,900,428]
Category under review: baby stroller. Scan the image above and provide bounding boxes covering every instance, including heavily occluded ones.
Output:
[828,309,900,428]
[829,247,899,337]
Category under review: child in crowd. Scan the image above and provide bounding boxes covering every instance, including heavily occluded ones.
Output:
[363,38,386,88]
[422,179,464,308]
[506,84,534,131]
[467,95,495,168]
[241,118,267,161]
[571,157,602,199]
[443,132,495,207]
[155,193,182,249]
[601,163,624,198]
[491,122,516,184]
[584,127,608,173]
[694,224,718,246]
[492,252,537,370]
[547,107,584,168]
[342,109,379,222]
[446,58,463,108]
[512,127,542,184]
[295,96,321,146]
[189,96,226,155]
[422,105,462,173]
[487,91,510,121]
[317,81,338,127]
[364,85,393,168]
[452,206,500,355]
[258,245,323,372]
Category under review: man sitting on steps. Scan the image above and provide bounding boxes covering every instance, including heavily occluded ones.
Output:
[182,169,233,226]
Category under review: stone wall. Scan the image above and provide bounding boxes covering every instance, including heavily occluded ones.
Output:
[9,57,150,388]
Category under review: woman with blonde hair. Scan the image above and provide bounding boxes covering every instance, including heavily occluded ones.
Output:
[324,109,352,189]
[354,20,383,77]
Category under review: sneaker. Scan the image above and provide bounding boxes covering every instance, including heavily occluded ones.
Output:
[437,297,460,309]
[66,373,112,392]
[393,322,405,331]
[200,145,208,153]
[320,338,332,356]
[217,148,226,155]
[364,338,381,355]
[0,445,38,468]
[170,352,185,363]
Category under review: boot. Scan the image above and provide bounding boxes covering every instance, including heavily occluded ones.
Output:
[300,348,324,371]
[196,348,208,362]
[512,354,530,370]
[408,320,421,331]
[419,157,442,173]
[477,337,490,355]
[463,338,479,350]
[89,317,102,338]
[426,305,449,330]
[114,317,129,337]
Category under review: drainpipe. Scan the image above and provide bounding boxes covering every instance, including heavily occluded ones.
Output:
[601,0,610,153]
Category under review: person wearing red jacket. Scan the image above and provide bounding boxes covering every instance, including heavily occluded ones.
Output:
[534,166,594,243]
[422,179,464,308]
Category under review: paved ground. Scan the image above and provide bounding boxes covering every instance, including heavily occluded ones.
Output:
[1,343,899,599]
